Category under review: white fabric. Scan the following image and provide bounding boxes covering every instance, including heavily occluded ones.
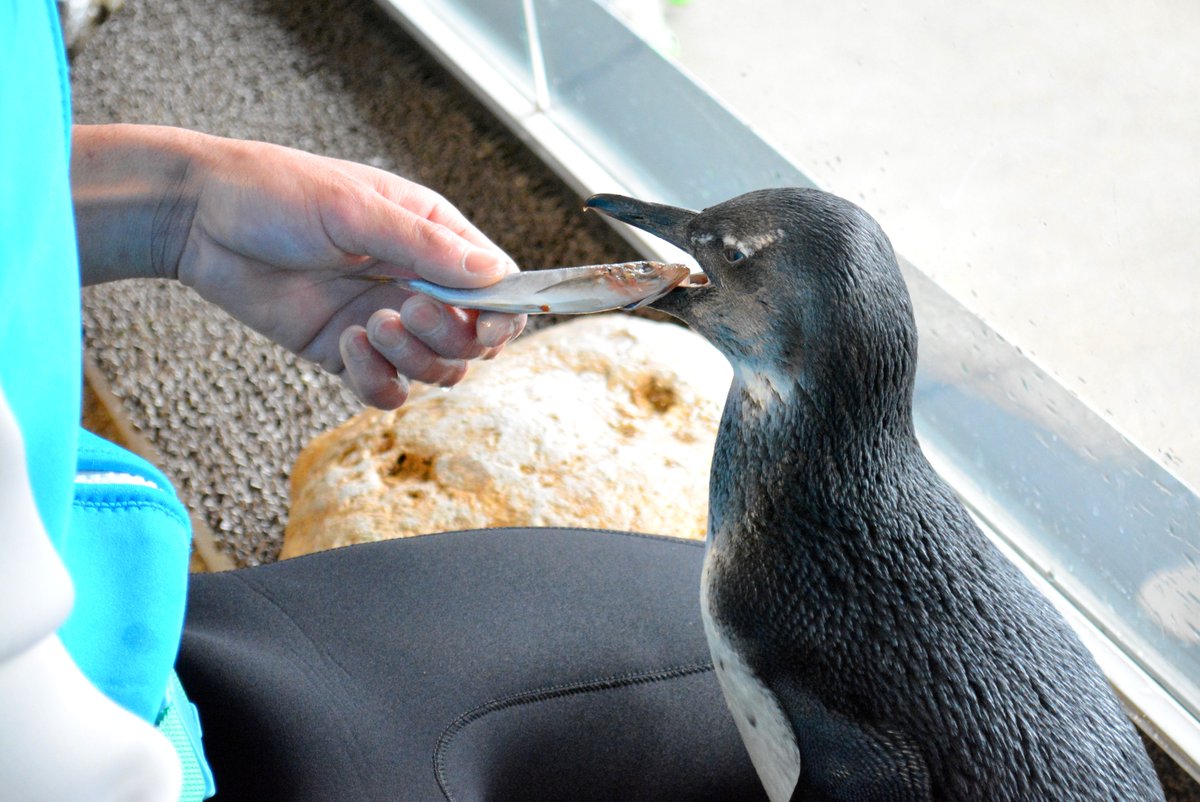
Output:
[0,386,180,801]
[76,470,160,490]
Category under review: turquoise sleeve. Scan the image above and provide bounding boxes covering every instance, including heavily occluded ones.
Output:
[0,0,83,549]
[1,0,194,730]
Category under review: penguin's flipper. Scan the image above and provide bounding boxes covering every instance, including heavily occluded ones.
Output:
[776,685,932,802]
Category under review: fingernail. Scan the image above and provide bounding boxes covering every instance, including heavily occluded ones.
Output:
[436,361,469,387]
[368,313,404,349]
[402,296,442,337]
[341,328,372,362]
[462,247,511,277]
[477,314,521,348]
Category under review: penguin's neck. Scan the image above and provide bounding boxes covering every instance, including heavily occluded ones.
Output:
[709,365,922,550]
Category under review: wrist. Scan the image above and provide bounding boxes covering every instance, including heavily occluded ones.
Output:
[72,124,213,284]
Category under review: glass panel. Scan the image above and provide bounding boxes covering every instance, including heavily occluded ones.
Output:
[533,0,813,208]
[428,0,534,101]
[906,262,1200,719]
[664,0,1200,721]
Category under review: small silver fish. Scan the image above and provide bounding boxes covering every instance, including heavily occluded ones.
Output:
[347,261,691,314]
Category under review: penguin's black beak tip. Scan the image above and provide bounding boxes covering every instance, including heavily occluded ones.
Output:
[583,193,697,254]
[583,194,668,237]
[582,193,626,218]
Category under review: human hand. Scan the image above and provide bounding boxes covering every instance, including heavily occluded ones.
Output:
[182,136,527,408]
[74,126,525,409]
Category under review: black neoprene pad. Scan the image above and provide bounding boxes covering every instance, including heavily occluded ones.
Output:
[179,528,766,801]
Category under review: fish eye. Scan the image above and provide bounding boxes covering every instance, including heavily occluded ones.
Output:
[635,263,655,275]
[722,247,746,263]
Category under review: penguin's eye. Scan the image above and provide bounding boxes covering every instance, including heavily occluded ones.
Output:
[722,247,746,264]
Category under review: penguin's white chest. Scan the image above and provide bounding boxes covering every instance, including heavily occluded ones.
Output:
[701,559,801,802]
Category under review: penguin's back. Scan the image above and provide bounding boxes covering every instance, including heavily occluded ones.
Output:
[704,449,1165,801]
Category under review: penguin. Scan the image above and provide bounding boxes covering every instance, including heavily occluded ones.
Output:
[586,189,1165,802]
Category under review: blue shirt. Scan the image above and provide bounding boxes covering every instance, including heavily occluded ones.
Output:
[1,0,192,726]
[0,0,82,550]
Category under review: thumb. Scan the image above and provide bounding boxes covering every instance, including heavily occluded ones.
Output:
[331,191,514,288]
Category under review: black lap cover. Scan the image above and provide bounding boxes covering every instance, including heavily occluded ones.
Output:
[178,528,765,801]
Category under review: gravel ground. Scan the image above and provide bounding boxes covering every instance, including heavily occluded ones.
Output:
[71,0,635,565]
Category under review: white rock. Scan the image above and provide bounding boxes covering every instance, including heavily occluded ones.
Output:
[282,315,731,558]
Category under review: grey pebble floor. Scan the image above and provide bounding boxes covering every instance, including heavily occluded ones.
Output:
[72,0,635,566]
[68,0,1197,795]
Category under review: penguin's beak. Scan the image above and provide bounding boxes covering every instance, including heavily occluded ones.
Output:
[585,194,696,253]
[584,194,712,322]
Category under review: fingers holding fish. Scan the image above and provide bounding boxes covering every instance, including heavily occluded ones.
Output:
[396,296,518,360]
[366,307,469,386]
[338,325,412,410]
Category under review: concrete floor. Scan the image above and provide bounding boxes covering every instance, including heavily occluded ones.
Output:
[664,0,1200,491]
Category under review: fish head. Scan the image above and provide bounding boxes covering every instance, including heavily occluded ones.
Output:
[599,261,692,309]
[531,261,690,313]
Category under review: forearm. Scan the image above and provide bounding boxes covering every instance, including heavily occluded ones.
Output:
[72,124,211,285]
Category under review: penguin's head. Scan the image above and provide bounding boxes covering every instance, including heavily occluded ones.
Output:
[587,188,917,413]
